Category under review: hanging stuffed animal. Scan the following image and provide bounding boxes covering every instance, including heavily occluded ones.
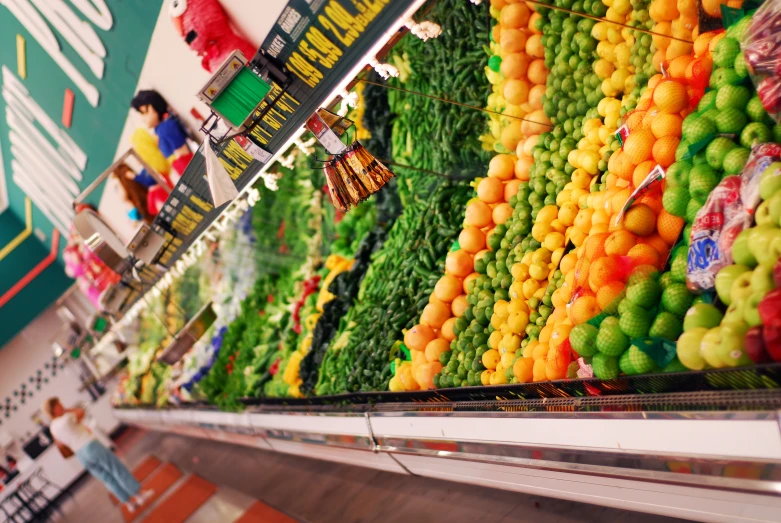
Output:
[169,0,257,72]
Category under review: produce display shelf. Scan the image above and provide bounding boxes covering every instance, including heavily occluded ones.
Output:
[115,386,781,523]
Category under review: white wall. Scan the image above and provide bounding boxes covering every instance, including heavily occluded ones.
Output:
[100,0,288,241]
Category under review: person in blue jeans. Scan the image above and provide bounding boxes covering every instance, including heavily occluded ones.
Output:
[43,398,153,513]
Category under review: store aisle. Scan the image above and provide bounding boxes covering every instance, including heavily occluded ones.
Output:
[58,429,691,523]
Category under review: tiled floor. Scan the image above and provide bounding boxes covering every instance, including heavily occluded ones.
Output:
[58,429,690,523]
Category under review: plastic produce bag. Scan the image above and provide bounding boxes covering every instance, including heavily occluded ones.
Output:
[744,0,781,122]
[203,142,238,207]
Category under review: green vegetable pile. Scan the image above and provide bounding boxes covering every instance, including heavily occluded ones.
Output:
[388,0,492,205]
[316,180,471,394]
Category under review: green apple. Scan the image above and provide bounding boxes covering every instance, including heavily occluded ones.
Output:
[759,162,781,201]
[751,265,776,294]
[755,229,781,269]
[767,192,781,225]
[706,137,738,170]
[714,107,748,134]
[730,272,754,304]
[755,200,775,226]
[714,264,751,305]
[683,303,724,332]
[734,52,749,81]
[666,161,691,187]
[747,96,772,124]
[676,328,709,370]
[740,122,773,149]
[744,291,765,327]
[716,85,751,111]
[723,298,747,325]
[682,112,700,137]
[698,91,716,112]
[731,228,757,268]
[713,37,741,69]
[700,327,724,368]
[718,322,753,367]
[723,147,750,175]
[775,124,781,145]
[687,118,717,144]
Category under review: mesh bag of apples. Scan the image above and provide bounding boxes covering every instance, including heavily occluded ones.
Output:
[744,0,781,123]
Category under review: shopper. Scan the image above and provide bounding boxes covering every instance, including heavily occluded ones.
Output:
[43,398,153,513]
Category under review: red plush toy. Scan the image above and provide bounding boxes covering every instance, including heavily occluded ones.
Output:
[169,0,257,72]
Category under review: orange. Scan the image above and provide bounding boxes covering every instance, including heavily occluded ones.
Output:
[528,84,546,109]
[605,229,637,256]
[636,191,663,214]
[608,150,624,174]
[493,203,513,225]
[641,109,658,130]
[623,203,657,237]
[611,188,632,216]
[652,136,680,167]
[514,155,533,180]
[574,256,591,287]
[528,12,543,33]
[702,0,727,17]
[627,243,662,268]
[502,2,531,28]
[491,25,502,45]
[636,97,653,112]
[501,121,524,151]
[421,300,451,329]
[404,324,436,351]
[588,255,621,292]
[505,179,521,201]
[434,274,463,302]
[597,281,626,311]
[527,59,549,85]
[451,294,468,316]
[477,177,504,204]
[648,74,664,89]
[657,209,685,244]
[459,227,486,254]
[625,111,646,131]
[650,0,679,20]
[465,200,493,228]
[488,154,515,180]
[667,55,693,79]
[501,29,527,54]
[652,22,672,50]
[500,53,530,80]
[693,32,715,57]
[623,129,654,165]
[545,344,571,380]
[569,294,600,324]
[504,78,531,105]
[513,357,534,383]
[651,113,682,139]
[640,233,670,255]
[440,318,457,342]
[526,34,544,60]
[584,232,610,261]
[653,80,689,114]
[613,152,635,181]
[532,357,548,382]
[425,338,450,363]
[632,161,655,189]
[446,250,474,277]
[463,273,479,294]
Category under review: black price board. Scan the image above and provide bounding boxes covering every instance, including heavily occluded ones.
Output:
[151,0,417,271]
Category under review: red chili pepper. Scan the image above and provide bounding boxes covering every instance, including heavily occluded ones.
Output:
[268,358,281,375]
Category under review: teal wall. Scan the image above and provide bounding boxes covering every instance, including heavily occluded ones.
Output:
[0,2,165,346]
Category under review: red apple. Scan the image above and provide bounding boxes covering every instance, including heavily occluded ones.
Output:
[758,289,781,327]
[758,77,781,114]
[746,326,771,364]
[763,324,781,362]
